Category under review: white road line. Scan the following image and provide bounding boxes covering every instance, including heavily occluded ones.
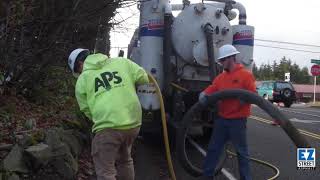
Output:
[289,118,320,123]
[285,107,320,113]
[221,168,238,180]
[279,109,320,118]
[187,137,207,156]
[250,116,320,140]
[187,137,237,180]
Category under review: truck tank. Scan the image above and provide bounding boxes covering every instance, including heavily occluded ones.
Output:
[171,3,233,66]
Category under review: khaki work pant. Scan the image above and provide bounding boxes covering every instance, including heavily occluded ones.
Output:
[91,127,140,180]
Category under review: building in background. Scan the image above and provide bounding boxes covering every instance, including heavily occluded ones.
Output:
[294,84,320,102]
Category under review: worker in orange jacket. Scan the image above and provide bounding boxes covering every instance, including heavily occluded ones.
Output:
[199,44,256,180]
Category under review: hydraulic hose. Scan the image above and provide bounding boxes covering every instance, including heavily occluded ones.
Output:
[171,82,227,176]
[176,88,310,176]
[201,89,310,148]
[163,11,173,91]
[203,23,217,80]
[147,73,177,180]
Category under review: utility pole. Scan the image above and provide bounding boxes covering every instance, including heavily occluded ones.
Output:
[314,76,316,104]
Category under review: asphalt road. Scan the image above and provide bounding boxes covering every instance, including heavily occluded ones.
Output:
[247,105,320,180]
[134,104,320,180]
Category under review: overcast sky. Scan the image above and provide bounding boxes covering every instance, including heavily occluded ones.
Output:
[110,0,320,71]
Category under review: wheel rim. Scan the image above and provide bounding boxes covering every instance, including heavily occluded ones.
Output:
[284,90,291,97]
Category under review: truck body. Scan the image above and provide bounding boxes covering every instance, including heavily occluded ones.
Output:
[127,0,255,133]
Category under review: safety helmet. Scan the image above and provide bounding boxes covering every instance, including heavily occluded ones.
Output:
[68,48,89,73]
[217,44,240,61]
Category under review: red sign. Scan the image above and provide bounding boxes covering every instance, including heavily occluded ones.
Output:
[311,64,320,76]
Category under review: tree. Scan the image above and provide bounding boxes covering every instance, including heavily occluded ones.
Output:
[300,67,312,84]
[254,56,313,84]
[252,62,259,79]
[0,0,134,96]
[289,63,300,83]
[259,63,273,80]
[272,60,281,80]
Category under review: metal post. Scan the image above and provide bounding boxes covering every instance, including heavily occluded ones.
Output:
[314,76,317,104]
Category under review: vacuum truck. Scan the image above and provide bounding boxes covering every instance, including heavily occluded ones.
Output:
[127,0,310,177]
[127,0,254,134]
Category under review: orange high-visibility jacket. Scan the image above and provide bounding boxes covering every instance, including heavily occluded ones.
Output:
[204,64,256,119]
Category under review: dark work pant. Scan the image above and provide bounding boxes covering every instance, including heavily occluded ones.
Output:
[203,118,252,180]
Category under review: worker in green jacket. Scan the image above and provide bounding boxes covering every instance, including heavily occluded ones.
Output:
[68,48,149,180]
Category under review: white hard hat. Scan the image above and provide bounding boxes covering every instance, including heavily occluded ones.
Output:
[217,44,240,61]
[68,48,89,73]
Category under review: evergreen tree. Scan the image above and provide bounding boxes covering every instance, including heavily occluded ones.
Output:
[254,56,312,84]
[252,63,259,79]
[272,60,280,79]
[301,67,312,84]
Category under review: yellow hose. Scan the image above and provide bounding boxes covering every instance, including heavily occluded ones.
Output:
[227,147,280,180]
[148,73,177,180]
[147,78,280,180]
[170,82,189,92]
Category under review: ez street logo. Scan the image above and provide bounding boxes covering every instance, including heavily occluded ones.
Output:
[297,148,316,170]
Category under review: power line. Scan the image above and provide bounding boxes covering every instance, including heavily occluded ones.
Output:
[255,38,320,48]
[255,44,320,53]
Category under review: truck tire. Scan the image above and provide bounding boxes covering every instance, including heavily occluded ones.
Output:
[284,101,292,108]
[281,88,292,98]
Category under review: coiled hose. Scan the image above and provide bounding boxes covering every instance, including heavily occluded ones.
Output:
[176,88,310,177]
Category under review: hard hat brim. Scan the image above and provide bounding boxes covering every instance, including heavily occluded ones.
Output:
[68,48,89,73]
[217,51,240,61]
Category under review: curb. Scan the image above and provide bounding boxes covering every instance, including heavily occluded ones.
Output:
[310,105,320,109]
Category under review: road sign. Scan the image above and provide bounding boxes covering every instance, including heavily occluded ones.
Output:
[285,72,290,82]
[311,59,320,64]
[311,64,320,76]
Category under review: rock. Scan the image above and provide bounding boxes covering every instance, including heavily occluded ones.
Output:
[45,128,82,158]
[24,143,52,170]
[51,150,78,180]
[44,128,63,149]
[60,130,82,158]
[45,142,79,180]
[1,123,88,179]
[3,145,29,173]
[16,134,34,148]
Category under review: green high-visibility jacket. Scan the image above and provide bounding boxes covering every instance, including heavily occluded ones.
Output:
[75,53,149,133]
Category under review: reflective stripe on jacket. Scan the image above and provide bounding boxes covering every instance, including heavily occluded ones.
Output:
[75,53,149,132]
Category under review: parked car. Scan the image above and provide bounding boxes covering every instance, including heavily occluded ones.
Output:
[256,81,297,107]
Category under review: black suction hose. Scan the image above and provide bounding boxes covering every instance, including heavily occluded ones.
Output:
[203,23,217,80]
[177,89,310,176]
[163,12,173,91]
